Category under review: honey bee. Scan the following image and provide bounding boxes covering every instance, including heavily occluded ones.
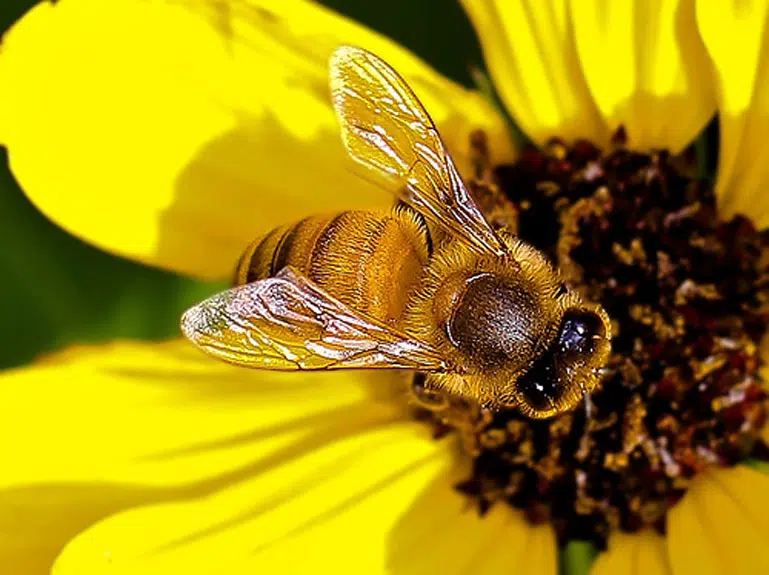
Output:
[181,46,611,418]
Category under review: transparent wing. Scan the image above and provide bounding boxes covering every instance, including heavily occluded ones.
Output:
[330,45,506,256]
[181,267,449,371]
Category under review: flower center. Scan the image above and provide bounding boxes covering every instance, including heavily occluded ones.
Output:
[421,131,769,548]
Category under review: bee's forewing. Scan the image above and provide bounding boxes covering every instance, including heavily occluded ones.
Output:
[330,45,507,256]
[181,267,448,371]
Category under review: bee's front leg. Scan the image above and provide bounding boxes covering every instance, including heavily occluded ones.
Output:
[410,373,449,411]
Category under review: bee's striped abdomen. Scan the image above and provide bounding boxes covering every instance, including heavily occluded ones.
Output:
[235,216,323,285]
[235,209,428,326]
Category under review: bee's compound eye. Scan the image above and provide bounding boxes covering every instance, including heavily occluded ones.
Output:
[515,353,558,413]
[558,310,605,356]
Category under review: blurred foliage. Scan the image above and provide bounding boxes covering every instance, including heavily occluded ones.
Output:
[0,0,486,369]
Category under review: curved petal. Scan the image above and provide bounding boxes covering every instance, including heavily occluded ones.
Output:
[667,465,769,575]
[570,0,715,153]
[0,340,405,488]
[389,469,556,575]
[519,525,559,575]
[461,0,609,147]
[0,339,405,572]
[696,0,769,228]
[0,0,512,280]
[52,427,555,574]
[592,530,672,575]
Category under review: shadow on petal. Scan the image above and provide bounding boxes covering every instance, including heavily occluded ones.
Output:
[158,2,512,280]
[50,425,448,574]
[714,112,769,230]
[3,407,406,574]
[162,112,388,284]
[163,106,501,284]
[0,482,167,574]
[597,91,714,154]
[2,0,511,280]
[386,462,547,574]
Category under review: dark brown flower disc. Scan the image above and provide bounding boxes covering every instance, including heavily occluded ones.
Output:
[421,132,769,548]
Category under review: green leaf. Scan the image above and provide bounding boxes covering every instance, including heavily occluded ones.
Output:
[560,540,599,575]
[744,459,769,474]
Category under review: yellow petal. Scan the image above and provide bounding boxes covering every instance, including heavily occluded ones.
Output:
[592,530,672,575]
[0,339,404,572]
[519,524,559,575]
[52,426,553,574]
[570,0,715,153]
[696,0,769,227]
[461,0,608,147]
[0,340,404,487]
[0,0,512,280]
[667,465,769,575]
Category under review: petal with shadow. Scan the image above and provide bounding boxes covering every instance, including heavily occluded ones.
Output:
[0,339,404,573]
[592,530,671,575]
[54,434,554,574]
[461,0,608,147]
[0,0,512,280]
[667,465,769,575]
[697,0,769,228]
[571,0,714,153]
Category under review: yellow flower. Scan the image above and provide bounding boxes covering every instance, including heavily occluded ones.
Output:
[2,1,769,574]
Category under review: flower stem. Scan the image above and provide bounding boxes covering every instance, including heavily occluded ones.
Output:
[560,540,598,575]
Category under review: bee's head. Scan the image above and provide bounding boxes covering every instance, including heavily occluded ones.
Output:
[511,306,611,418]
[405,236,611,418]
[444,269,611,418]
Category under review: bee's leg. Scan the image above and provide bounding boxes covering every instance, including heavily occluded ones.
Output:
[409,373,449,411]
[583,392,596,420]
[409,375,491,437]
